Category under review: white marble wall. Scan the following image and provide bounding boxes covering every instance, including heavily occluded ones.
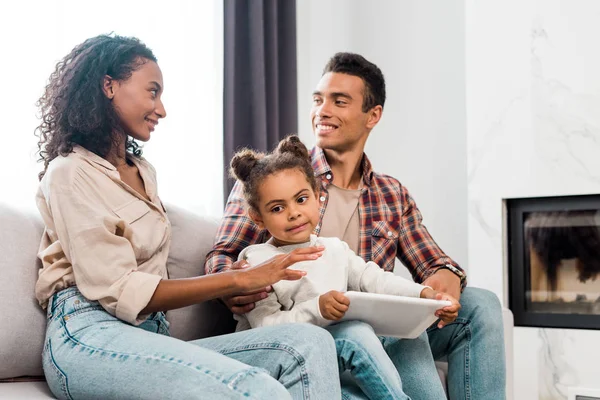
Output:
[297,0,468,272]
[466,1,600,398]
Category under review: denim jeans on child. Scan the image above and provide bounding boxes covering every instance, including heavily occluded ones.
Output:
[42,286,341,400]
[326,320,409,400]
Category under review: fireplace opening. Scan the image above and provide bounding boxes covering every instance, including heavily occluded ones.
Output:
[506,194,600,329]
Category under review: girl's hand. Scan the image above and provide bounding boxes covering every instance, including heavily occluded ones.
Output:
[235,246,324,293]
[420,288,461,328]
[319,290,350,320]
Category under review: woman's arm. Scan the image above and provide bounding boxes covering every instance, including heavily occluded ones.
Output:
[141,271,241,314]
[142,247,323,314]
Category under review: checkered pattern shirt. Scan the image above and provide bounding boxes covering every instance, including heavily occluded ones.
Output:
[205,146,466,289]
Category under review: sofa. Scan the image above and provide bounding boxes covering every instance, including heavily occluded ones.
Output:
[0,203,514,399]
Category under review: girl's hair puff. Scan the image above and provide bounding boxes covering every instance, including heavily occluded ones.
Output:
[229,135,318,212]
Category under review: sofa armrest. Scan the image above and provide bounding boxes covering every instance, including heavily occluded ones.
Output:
[502,307,514,400]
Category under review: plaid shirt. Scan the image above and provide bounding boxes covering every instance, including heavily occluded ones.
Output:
[205,147,466,289]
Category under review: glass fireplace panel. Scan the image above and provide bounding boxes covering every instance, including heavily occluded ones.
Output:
[524,210,600,315]
[506,194,600,329]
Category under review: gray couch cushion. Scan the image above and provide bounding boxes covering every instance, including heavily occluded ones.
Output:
[0,204,46,379]
[0,203,235,380]
[164,204,236,340]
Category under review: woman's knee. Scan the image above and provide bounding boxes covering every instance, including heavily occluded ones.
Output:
[279,323,336,350]
[215,367,291,400]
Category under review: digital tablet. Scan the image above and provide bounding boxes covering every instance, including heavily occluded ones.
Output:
[340,291,451,339]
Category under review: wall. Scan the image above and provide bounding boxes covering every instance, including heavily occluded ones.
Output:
[466,0,600,398]
[296,0,468,274]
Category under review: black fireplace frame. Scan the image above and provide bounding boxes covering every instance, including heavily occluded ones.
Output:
[506,193,600,330]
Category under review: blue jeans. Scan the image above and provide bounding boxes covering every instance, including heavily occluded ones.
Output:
[326,321,408,400]
[341,288,506,400]
[42,287,341,400]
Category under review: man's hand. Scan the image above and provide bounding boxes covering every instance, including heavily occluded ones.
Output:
[319,290,350,320]
[422,268,461,301]
[420,288,461,328]
[222,260,270,315]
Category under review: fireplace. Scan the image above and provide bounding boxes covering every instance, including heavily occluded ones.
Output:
[506,194,600,329]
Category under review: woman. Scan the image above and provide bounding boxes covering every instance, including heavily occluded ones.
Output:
[34,34,340,400]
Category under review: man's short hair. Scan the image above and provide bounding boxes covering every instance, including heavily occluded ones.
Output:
[323,52,386,112]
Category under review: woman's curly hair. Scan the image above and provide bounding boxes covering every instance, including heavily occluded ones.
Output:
[35,34,157,179]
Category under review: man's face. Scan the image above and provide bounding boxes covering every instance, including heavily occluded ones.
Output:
[310,72,377,153]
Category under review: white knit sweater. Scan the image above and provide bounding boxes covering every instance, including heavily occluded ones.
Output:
[235,235,426,330]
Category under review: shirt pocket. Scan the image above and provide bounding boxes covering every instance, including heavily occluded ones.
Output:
[372,219,399,240]
[113,199,151,224]
[370,219,399,270]
[113,199,167,261]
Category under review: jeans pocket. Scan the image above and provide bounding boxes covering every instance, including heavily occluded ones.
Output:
[42,339,72,400]
[157,316,171,336]
[63,306,118,338]
[139,312,171,336]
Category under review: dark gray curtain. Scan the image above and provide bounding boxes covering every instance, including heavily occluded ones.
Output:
[223,0,298,198]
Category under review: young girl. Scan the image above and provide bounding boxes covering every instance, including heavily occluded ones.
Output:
[230,135,460,400]
[34,34,341,400]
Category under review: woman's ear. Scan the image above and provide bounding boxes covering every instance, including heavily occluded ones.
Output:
[102,75,115,99]
[248,209,265,229]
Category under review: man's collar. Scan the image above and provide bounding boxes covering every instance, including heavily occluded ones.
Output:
[310,146,373,186]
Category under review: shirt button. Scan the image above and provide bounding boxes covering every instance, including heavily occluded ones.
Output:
[387,231,393,237]
[320,196,326,202]
[326,174,332,180]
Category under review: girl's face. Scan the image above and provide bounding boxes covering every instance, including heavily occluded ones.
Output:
[104,59,167,142]
[251,168,321,246]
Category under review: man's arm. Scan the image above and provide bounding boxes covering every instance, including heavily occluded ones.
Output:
[204,181,268,275]
[396,186,467,299]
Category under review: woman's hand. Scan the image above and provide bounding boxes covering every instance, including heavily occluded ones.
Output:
[224,246,325,314]
[319,290,350,320]
[420,287,461,329]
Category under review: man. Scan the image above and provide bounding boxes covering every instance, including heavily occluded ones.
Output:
[206,52,506,400]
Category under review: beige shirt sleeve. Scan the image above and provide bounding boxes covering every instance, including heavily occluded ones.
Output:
[36,151,170,325]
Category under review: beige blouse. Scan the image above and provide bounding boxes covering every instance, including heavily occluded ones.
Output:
[35,146,171,325]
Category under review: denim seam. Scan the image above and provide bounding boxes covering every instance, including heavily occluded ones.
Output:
[61,306,106,319]
[59,320,262,399]
[49,291,81,314]
[339,337,404,400]
[47,338,73,400]
[463,322,472,400]
[219,342,310,400]
[426,316,472,399]
[426,317,470,333]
